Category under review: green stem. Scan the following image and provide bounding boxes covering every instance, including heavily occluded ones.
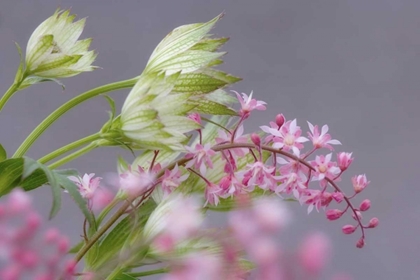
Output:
[38,133,101,164]
[0,82,19,111]
[13,77,138,158]
[129,268,169,277]
[48,143,97,169]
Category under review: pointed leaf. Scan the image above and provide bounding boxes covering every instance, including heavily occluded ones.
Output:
[0,158,24,196]
[190,37,229,52]
[14,42,25,83]
[188,98,237,116]
[172,73,227,94]
[0,144,7,162]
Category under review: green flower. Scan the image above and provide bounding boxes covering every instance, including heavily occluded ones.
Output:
[25,9,97,79]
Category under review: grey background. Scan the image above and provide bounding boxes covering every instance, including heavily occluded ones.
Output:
[1,0,418,279]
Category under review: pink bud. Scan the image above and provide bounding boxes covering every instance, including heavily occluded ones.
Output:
[332,192,344,203]
[359,199,371,211]
[326,209,343,221]
[298,232,331,276]
[57,236,70,254]
[26,213,41,231]
[188,113,202,125]
[251,133,261,146]
[356,237,365,248]
[44,228,60,243]
[275,114,285,128]
[352,174,369,194]
[8,188,32,214]
[368,217,379,228]
[342,225,356,234]
[337,152,353,171]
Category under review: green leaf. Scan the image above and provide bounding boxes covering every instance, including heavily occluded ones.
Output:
[0,158,25,196]
[68,240,84,254]
[90,199,156,269]
[173,73,227,94]
[0,144,7,162]
[190,37,229,52]
[56,174,94,226]
[14,42,25,83]
[206,89,237,105]
[19,77,66,90]
[188,98,237,116]
[200,69,242,85]
[101,95,116,133]
[115,274,138,280]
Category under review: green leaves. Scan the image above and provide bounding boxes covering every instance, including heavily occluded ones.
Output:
[0,156,93,223]
[0,144,7,162]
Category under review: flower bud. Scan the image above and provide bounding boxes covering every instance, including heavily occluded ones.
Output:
[275,114,285,128]
[342,225,356,234]
[359,199,371,211]
[337,152,353,171]
[368,217,379,228]
[251,133,261,147]
[332,192,344,203]
[326,209,343,221]
[352,174,369,194]
[356,237,365,248]
[352,210,363,221]
[25,9,96,79]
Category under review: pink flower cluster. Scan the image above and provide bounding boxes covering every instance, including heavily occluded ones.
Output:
[0,189,76,280]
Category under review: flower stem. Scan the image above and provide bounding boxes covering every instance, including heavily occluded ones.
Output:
[13,77,138,158]
[47,143,97,169]
[38,133,101,164]
[129,268,169,277]
[0,82,19,111]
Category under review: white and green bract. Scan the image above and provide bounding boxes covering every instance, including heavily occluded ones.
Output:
[120,14,240,151]
[25,9,96,78]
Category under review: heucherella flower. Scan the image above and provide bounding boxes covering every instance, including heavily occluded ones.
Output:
[337,152,354,171]
[161,164,190,197]
[0,189,75,279]
[352,174,369,193]
[185,143,216,175]
[307,122,341,150]
[25,9,96,79]
[242,161,277,191]
[68,173,101,199]
[261,119,308,156]
[311,153,341,181]
[233,90,266,119]
[119,165,156,198]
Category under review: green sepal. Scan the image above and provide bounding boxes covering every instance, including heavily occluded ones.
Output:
[14,42,25,84]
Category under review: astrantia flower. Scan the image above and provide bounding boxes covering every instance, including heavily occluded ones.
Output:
[307,122,341,150]
[25,9,96,79]
[68,173,101,199]
[233,91,266,118]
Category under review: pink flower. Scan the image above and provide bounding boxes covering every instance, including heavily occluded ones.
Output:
[119,166,155,197]
[337,152,353,171]
[261,119,308,156]
[219,174,246,197]
[187,112,202,125]
[161,164,189,197]
[298,232,331,276]
[301,190,333,214]
[276,172,307,199]
[0,189,75,279]
[359,199,371,211]
[242,161,277,191]
[204,182,224,206]
[307,122,341,150]
[185,143,216,175]
[352,174,369,193]
[342,225,356,234]
[368,217,379,228]
[233,90,266,118]
[215,125,247,157]
[326,209,343,220]
[68,173,101,199]
[332,191,344,203]
[311,153,341,181]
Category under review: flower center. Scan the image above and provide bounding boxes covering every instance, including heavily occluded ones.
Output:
[318,164,327,173]
[284,134,295,146]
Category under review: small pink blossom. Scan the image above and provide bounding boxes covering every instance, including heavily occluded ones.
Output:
[261,119,308,156]
[215,125,247,157]
[326,209,343,220]
[187,112,202,125]
[351,174,369,193]
[242,161,277,191]
[368,217,379,228]
[342,225,356,234]
[359,199,371,211]
[276,172,307,199]
[332,192,344,203]
[119,166,155,198]
[307,122,341,150]
[233,90,266,119]
[161,164,189,197]
[68,173,101,199]
[301,190,333,214]
[311,153,341,181]
[298,232,331,276]
[185,143,216,175]
[337,152,353,171]
[204,182,224,206]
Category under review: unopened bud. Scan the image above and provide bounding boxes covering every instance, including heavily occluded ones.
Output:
[342,225,356,234]
[359,199,371,211]
[251,133,261,147]
[332,192,344,203]
[356,237,365,248]
[188,113,202,125]
[326,209,343,221]
[337,152,353,171]
[352,210,363,221]
[275,114,285,128]
[368,217,379,228]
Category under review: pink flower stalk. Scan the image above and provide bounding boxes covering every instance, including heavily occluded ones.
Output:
[351,174,369,193]
[0,189,75,280]
[307,122,341,150]
[297,232,331,276]
[337,152,353,171]
[233,90,266,119]
[261,119,308,156]
[185,143,216,175]
[311,153,341,181]
[119,166,155,198]
[68,173,101,199]
[161,164,189,197]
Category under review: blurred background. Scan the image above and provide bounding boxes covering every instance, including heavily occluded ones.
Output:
[1,0,419,279]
